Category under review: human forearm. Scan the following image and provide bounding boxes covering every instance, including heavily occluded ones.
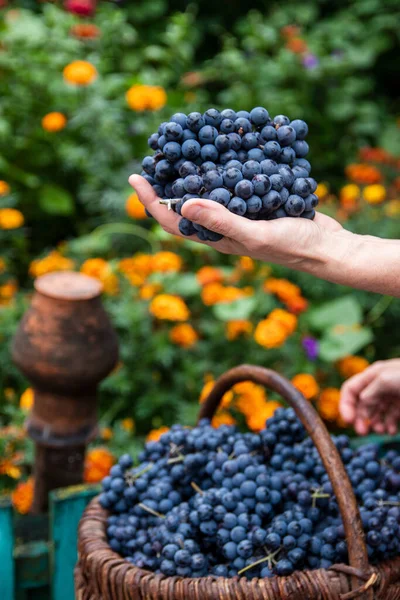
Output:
[304,230,400,297]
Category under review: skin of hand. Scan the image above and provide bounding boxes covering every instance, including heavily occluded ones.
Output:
[129,174,400,297]
[340,359,400,436]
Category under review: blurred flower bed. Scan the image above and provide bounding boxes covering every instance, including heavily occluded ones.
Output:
[1,1,400,511]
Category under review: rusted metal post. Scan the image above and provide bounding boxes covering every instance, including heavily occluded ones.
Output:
[11,271,119,513]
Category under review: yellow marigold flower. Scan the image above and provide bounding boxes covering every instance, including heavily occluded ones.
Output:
[0,280,18,305]
[0,457,22,480]
[146,426,170,442]
[29,251,74,278]
[12,478,34,515]
[84,447,114,483]
[254,318,288,349]
[237,256,255,272]
[199,378,233,408]
[345,163,382,185]
[363,184,386,205]
[226,319,253,341]
[385,199,400,217]
[20,388,34,412]
[269,308,297,335]
[80,258,119,295]
[0,180,11,196]
[139,283,162,300]
[247,401,282,432]
[118,254,153,286]
[121,418,135,433]
[152,251,182,273]
[264,278,301,302]
[196,266,224,286]
[150,294,189,321]
[337,356,369,379]
[126,85,167,111]
[340,184,360,202]
[292,373,320,400]
[0,208,24,229]
[212,411,236,428]
[318,388,341,421]
[315,183,328,199]
[101,427,113,441]
[169,323,199,348]
[222,286,248,303]
[126,192,147,219]
[201,282,224,305]
[63,60,97,85]
[41,112,67,132]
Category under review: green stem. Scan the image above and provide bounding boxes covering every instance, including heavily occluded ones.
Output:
[89,223,161,253]
[366,295,394,325]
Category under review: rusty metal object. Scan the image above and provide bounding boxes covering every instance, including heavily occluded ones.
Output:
[12,272,119,513]
[73,365,400,600]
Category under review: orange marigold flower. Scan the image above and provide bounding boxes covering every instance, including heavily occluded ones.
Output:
[269,308,297,335]
[0,280,18,305]
[264,278,301,303]
[101,427,113,441]
[285,295,308,315]
[126,85,167,111]
[315,183,329,199]
[281,25,301,39]
[0,208,24,229]
[12,478,34,514]
[196,266,224,286]
[139,283,162,300]
[212,411,236,428]
[80,258,119,295]
[201,282,224,305]
[29,251,74,278]
[345,164,382,185]
[152,251,182,273]
[146,426,170,442]
[337,356,369,379]
[63,60,97,85]
[84,447,114,483]
[121,418,135,433]
[20,388,34,411]
[0,180,11,196]
[254,318,288,349]
[394,177,400,192]
[363,184,386,205]
[41,112,67,132]
[150,294,189,321]
[222,286,248,303]
[118,254,153,286]
[237,256,255,272]
[292,373,320,400]
[317,388,341,421]
[169,323,198,348]
[247,401,283,432]
[0,456,22,480]
[70,23,101,39]
[200,378,233,408]
[286,37,308,54]
[0,257,5,274]
[226,319,253,341]
[359,147,393,164]
[126,192,147,219]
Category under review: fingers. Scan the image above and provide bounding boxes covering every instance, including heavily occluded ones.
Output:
[129,174,181,235]
[181,199,260,245]
[339,364,382,424]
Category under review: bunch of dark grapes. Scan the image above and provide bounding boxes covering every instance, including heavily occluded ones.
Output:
[100,409,400,579]
[141,108,319,241]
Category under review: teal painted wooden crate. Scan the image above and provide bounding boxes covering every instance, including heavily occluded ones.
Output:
[0,484,100,600]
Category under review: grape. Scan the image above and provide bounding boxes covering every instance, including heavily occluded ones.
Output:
[264,141,282,160]
[246,195,262,214]
[224,167,243,189]
[261,190,282,214]
[228,133,242,151]
[260,125,277,142]
[291,178,313,198]
[292,140,309,158]
[290,119,308,140]
[276,125,296,147]
[304,194,318,211]
[148,133,159,150]
[252,174,271,196]
[182,129,197,142]
[201,144,219,162]
[273,114,290,126]
[164,141,182,162]
[220,119,235,134]
[142,156,156,175]
[247,148,264,162]
[164,122,183,141]
[260,159,279,176]
[221,109,237,121]
[179,161,198,178]
[184,175,203,194]
[220,150,238,165]
[198,126,218,145]
[241,132,258,150]
[285,195,306,216]
[234,118,252,134]
[182,139,201,160]
[215,134,231,153]
[242,160,261,180]
[170,112,187,129]
[280,147,296,164]
[270,174,284,192]
[187,112,205,132]
[210,188,231,207]
[235,180,254,199]
[228,196,247,215]
[204,108,222,127]
[203,170,224,191]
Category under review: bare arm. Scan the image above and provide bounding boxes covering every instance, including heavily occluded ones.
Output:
[130,174,400,297]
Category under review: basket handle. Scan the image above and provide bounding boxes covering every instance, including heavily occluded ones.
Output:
[198,365,373,598]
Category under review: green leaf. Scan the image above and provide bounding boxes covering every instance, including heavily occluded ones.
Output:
[307,296,363,331]
[148,273,201,297]
[39,185,75,216]
[212,296,256,321]
[319,326,373,362]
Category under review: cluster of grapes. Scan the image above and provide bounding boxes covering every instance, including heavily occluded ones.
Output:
[141,108,319,241]
[100,409,400,580]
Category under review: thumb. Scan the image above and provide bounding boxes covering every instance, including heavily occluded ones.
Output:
[181,199,255,242]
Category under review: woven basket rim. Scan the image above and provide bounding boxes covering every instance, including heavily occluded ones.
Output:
[78,496,400,599]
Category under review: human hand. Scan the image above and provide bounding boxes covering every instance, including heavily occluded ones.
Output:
[129,174,349,273]
[340,359,400,436]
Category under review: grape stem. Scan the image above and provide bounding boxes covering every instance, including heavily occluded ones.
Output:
[238,548,281,575]
[159,199,180,211]
[138,503,166,519]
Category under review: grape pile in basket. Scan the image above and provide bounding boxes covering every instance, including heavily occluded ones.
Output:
[100,409,400,579]
[141,108,319,241]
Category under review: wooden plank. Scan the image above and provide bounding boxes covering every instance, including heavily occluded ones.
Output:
[0,497,15,600]
[14,540,50,598]
[49,484,100,600]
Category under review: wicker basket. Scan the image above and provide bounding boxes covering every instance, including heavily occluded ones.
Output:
[75,365,400,599]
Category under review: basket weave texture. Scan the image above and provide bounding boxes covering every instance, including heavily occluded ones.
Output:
[75,365,400,600]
